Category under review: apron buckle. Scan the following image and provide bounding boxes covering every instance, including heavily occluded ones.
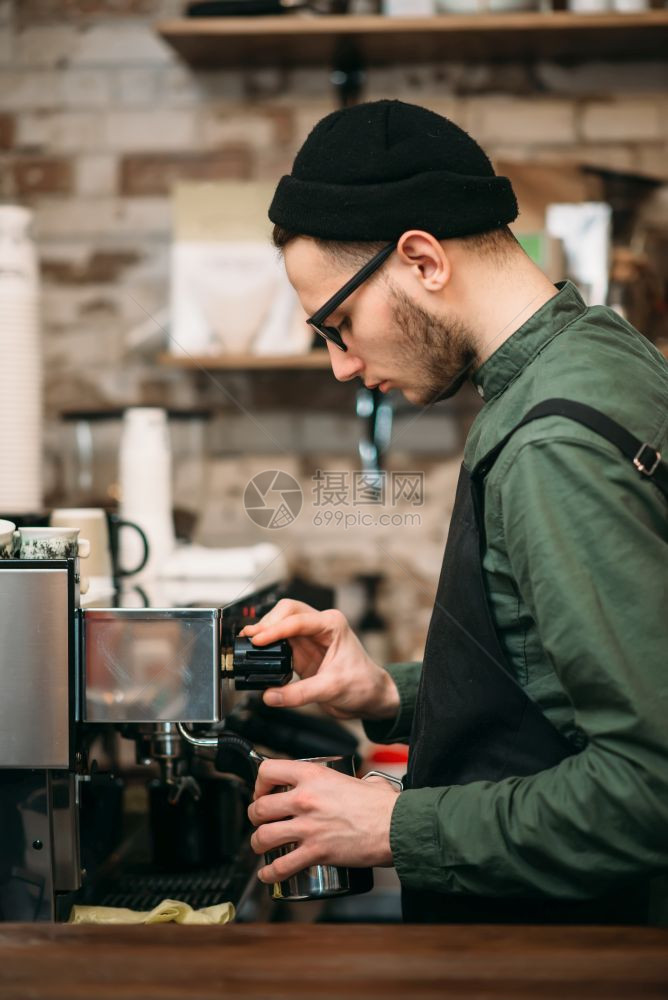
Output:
[633,443,661,477]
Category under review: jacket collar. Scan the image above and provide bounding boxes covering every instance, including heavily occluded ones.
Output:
[472,281,587,402]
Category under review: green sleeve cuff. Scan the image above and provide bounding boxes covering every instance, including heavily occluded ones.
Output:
[362,661,421,745]
[389,786,458,892]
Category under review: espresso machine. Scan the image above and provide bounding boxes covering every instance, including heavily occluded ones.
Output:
[0,556,317,923]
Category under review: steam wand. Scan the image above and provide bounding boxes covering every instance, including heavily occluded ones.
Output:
[177,724,265,787]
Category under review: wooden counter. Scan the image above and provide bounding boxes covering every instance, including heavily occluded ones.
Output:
[1,923,667,999]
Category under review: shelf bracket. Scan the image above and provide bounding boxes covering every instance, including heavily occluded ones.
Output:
[330,37,365,107]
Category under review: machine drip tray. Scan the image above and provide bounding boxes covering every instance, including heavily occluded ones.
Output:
[64,805,266,920]
[94,862,241,912]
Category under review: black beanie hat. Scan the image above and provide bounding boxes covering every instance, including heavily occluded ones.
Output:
[269,99,518,242]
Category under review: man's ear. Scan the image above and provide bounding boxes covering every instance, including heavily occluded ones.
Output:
[396,231,450,292]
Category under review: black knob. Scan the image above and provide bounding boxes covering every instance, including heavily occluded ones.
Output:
[232,636,292,691]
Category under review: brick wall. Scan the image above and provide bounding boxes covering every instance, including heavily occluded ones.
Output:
[1,1,667,656]
[1,1,667,416]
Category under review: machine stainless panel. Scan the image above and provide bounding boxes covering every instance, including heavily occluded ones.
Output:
[0,568,71,768]
[82,608,220,723]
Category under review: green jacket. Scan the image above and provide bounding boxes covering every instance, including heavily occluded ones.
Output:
[366,282,668,913]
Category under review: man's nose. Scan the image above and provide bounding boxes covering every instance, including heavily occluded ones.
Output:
[327,341,364,382]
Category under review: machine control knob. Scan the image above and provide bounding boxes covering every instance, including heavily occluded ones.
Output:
[231,636,292,691]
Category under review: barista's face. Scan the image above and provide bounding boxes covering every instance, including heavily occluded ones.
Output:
[284,237,475,407]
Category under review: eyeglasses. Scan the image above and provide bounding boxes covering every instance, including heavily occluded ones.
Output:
[306,241,397,353]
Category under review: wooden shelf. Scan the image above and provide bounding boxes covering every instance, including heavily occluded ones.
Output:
[156,12,668,67]
[158,351,331,370]
[160,343,668,368]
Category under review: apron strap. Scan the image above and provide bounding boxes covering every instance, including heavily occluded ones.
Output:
[474,397,668,500]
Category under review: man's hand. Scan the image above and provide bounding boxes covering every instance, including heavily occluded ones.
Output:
[247,759,400,883]
[239,599,399,721]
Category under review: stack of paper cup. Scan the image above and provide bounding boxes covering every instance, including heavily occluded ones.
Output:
[119,407,175,580]
[0,206,43,513]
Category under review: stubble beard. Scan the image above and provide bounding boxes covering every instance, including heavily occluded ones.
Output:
[389,285,478,407]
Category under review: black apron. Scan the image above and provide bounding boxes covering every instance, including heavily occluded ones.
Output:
[403,399,667,924]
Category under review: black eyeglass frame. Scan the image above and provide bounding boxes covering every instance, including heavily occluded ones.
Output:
[305,241,397,352]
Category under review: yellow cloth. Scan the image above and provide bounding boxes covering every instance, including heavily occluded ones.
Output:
[68,898,235,925]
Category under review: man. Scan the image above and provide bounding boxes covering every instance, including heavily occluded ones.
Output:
[241,100,668,924]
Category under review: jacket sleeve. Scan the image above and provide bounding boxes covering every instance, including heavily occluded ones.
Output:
[363,661,421,745]
[390,436,668,898]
